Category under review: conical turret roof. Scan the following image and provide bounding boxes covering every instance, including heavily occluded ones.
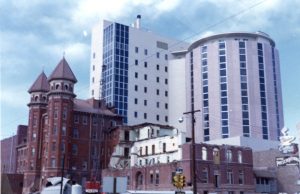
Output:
[48,57,77,83]
[28,71,50,93]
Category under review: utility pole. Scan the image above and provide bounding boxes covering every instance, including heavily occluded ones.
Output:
[183,109,200,194]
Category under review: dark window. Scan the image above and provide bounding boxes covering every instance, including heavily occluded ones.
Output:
[144,49,148,55]
[135,72,138,78]
[144,87,147,93]
[156,64,160,70]
[144,100,147,106]
[156,52,160,58]
[135,59,138,65]
[135,47,138,53]
[144,113,147,119]
[165,54,168,60]
[144,61,148,68]
[134,112,138,118]
[134,98,138,104]
[144,74,147,80]
[135,85,138,91]
[156,115,160,121]
[219,56,226,63]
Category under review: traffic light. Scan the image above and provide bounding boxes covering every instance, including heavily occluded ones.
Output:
[173,174,186,189]
[173,174,179,187]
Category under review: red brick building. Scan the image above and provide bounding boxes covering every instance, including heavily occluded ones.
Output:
[22,57,122,193]
[103,143,255,194]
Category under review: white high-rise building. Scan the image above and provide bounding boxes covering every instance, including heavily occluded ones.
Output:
[90,17,284,143]
[90,16,189,125]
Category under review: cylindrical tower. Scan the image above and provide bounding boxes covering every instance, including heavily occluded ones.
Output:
[186,32,284,142]
[24,71,49,193]
[43,57,77,180]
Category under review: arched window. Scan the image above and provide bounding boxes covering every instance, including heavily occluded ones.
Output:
[64,84,69,90]
[34,96,38,101]
[55,84,60,90]
[202,147,207,160]
[226,149,232,162]
[238,150,243,163]
[213,148,220,164]
[136,171,143,189]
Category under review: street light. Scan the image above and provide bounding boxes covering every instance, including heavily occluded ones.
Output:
[181,109,200,194]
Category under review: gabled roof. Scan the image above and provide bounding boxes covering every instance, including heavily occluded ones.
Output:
[48,57,77,83]
[28,71,50,93]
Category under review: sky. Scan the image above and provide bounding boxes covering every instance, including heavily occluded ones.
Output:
[1,0,300,139]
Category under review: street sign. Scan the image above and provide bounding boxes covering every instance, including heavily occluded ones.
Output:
[276,156,300,166]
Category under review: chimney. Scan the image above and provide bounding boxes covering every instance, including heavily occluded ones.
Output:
[136,15,141,29]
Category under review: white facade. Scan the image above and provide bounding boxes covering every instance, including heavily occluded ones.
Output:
[90,18,189,125]
[130,125,186,167]
[108,124,186,169]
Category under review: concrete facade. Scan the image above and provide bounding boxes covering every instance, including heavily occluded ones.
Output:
[90,17,189,126]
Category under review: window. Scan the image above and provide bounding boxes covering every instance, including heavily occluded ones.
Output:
[144,74,147,80]
[156,52,160,58]
[54,109,58,119]
[72,144,78,155]
[165,116,168,122]
[73,128,79,138]
[144,49,148,55]
[156,64,160,70]
[165,66,168,72]
[135,47,138,53]
[226,149,232,162]
[135,72,138,78]
[135,59,138,65]
[144,61,148,68]
[52,142,56,151]
[53,124,57,135]
[202,168,208,183]
[150,172,154,184]
[51,158,56,167]
[134,112,138,118]
[31,148,35,156]
[62,125,66,136]
[156,102,160,108]
[165,103,168,109]
[82,161,87,170]
[156,77,159,83]
[163,143,166,152]
[152,145,155,154]
[144,87,147,93]
[165,79,168,84]
[134,98,138,104]
[74,115,79,123]
[144,100,147,106]
[140,147,142,156]
[238,170,244,184]
[156,89,159,95]
[213,148,220,164]
[165,54,168,60]
[83,116,88,125]
[202,147,207,160]
[144,113,147,119]
[165,91,168,97]
[155,171,159,184]
[156,115,160,121]
[145,146,148,155]
[227,170,233,184]
[61,142,65,153]
[135,85,138,91]
[238,150,243,163]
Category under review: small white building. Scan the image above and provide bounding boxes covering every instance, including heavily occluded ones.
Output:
[109,123,186,169]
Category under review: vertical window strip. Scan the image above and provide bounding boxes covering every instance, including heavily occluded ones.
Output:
[272,47,280,139]
[102,23,129,123]
[257,43,268,139]
[219,41,229,138]
[201,45,210,141]
[239,41,250,137]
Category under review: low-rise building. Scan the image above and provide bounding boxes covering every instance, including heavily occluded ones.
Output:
[103,123,255,194]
